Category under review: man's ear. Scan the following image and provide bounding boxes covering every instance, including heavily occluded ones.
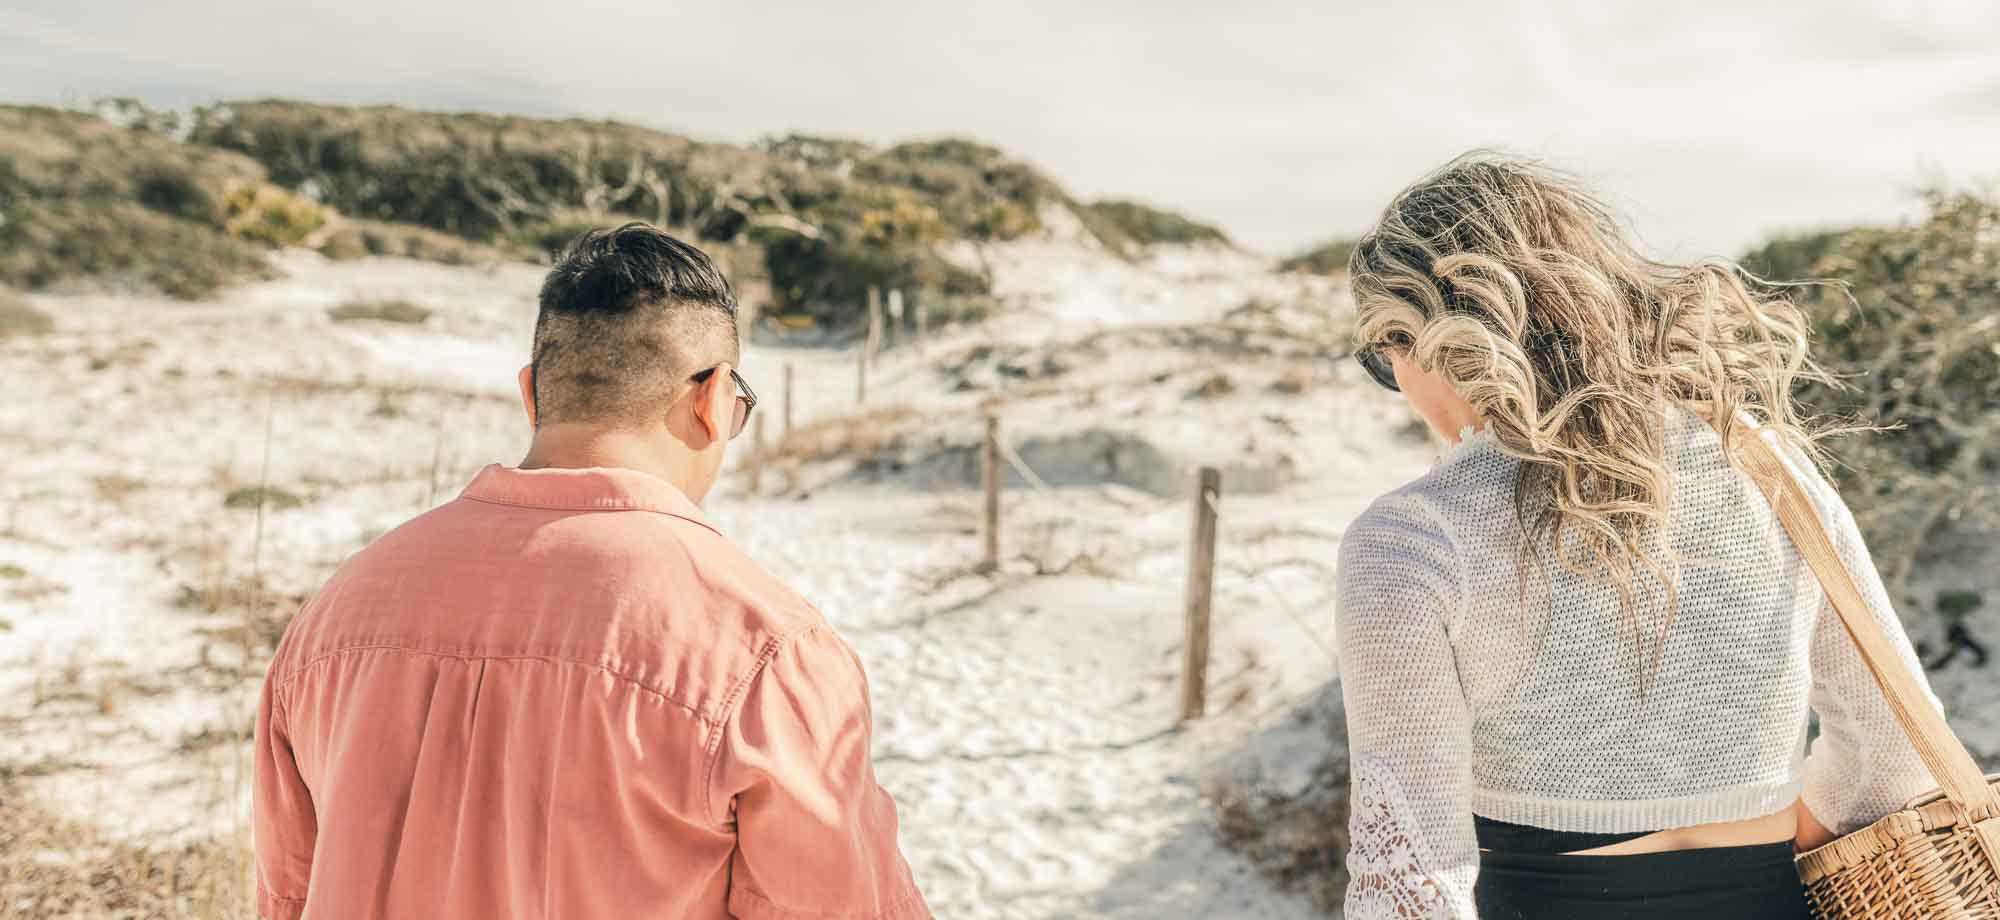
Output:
[690,364,732,444]
[516,365,538,429]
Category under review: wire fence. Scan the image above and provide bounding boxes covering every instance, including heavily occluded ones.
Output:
[974,411,1340,721]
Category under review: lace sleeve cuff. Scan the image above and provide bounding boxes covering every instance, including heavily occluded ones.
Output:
[1344,754,1476,920]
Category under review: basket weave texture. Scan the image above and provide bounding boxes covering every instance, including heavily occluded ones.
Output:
[1797,791,2000,919]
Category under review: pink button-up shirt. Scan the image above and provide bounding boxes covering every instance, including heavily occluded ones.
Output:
[254,464,929,920]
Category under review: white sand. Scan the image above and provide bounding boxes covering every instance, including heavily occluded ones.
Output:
[2,238,1991,918]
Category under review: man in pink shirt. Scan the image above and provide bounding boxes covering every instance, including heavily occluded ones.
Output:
[253,223,930,920]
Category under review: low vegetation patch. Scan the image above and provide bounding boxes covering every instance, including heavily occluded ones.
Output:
[1277,236,1360,276]
[0,288,53,337]
[222,485,305,511]
[1209,753,1352,913]
[328,298,432,325]
[0,776,253,919]
[775,406,927,465]
[1187,373,1238,400]
[1742,192,2000,599]
[1076,199,1232,251]
[7,100,1230,317]
[319,217,509,264]
[0,106,273,297]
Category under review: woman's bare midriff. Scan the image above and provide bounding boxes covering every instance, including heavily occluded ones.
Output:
[1563,801,1800,856]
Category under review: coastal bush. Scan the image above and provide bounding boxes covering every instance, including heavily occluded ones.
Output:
[318,218,503,265]
[1749,192,2000,600]
[6,100,1228,317]
[0,105,272,296]
[1276,236,1360,275]
[222,182,329,247]
[1077,199,1231,249]
[0,198,272,298]
[190,105,1137,320]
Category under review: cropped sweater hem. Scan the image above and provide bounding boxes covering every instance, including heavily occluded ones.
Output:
[1470,774,1805,835]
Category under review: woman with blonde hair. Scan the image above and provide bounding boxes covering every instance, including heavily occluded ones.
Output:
[1335,153,1944,918]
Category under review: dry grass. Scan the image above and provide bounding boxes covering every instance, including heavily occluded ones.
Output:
[1208,752,1352,914]
[774,405,926,465]
[1270,365,1315,395]
[0,776,255,920]
[261,373,513,407]
[0,288,55,338]
[91,474,147,504]
[1186,373,1237,400]
[221,486,304,512]
[326,298,432,325]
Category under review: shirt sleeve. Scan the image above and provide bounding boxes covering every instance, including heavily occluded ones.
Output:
[1336,495,1479,919]
[1776,434,1945,835]
[252,674,316,920]
[712,624,931,920]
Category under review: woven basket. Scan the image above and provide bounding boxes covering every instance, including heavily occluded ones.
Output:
[1795,783,2000,919]
[1731,424,2000,920]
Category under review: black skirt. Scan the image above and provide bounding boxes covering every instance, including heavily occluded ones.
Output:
[1474,840,1811,919]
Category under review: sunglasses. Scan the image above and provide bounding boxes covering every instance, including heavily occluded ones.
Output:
[1354,342,1402,392]
[691,366,757,439]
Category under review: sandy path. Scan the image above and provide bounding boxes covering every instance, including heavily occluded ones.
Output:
[716,484,1329,919]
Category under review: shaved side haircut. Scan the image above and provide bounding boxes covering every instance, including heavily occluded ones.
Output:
[532,223,739,427]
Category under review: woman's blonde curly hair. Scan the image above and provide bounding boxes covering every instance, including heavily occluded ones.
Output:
[1349,151,1840,676]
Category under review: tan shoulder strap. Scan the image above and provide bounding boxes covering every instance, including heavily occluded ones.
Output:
[1726,421,1999,820]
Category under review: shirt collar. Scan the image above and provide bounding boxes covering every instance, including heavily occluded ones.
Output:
[458,464,721,535]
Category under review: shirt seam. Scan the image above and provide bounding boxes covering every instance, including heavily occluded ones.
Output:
[271,644,718,728]
[270,682,293,752]
[702,622,825,826]
[257,881,307,904]
[455,493,723,537]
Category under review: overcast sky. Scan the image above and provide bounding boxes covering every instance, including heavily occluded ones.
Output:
[5,0,1997,256]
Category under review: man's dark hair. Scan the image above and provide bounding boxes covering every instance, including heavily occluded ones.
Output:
[532,222,739,426]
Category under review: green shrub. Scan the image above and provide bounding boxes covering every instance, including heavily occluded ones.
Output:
[1739,228,1852,285]
[1277,237,1360,275]
[0,105,273,297]
[223,486,304,510]
[223,182,329,246]
[189,104,1044,319]
[1767,192,2000,587]
[0,198,271,298]
[1937,590,1984,621]
[506,211,615,260]
[189,101,759,243]
[1077,199,1231,249]
[318,218,504,265]
[847,138,1064,242]
[3,99,1221,316]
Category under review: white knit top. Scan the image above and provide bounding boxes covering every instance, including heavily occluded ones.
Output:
[1335,408,1943,918]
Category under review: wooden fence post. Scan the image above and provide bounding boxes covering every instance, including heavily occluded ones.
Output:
[783,362,795,436]
[916,292,930,353]
[1180,467,1221,723]
[866,287,883,359]
[887,288,904,349]
[979,413,1001,573]
[856,347,868,406]
[739,295,759,355]
[748,414,766,496]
